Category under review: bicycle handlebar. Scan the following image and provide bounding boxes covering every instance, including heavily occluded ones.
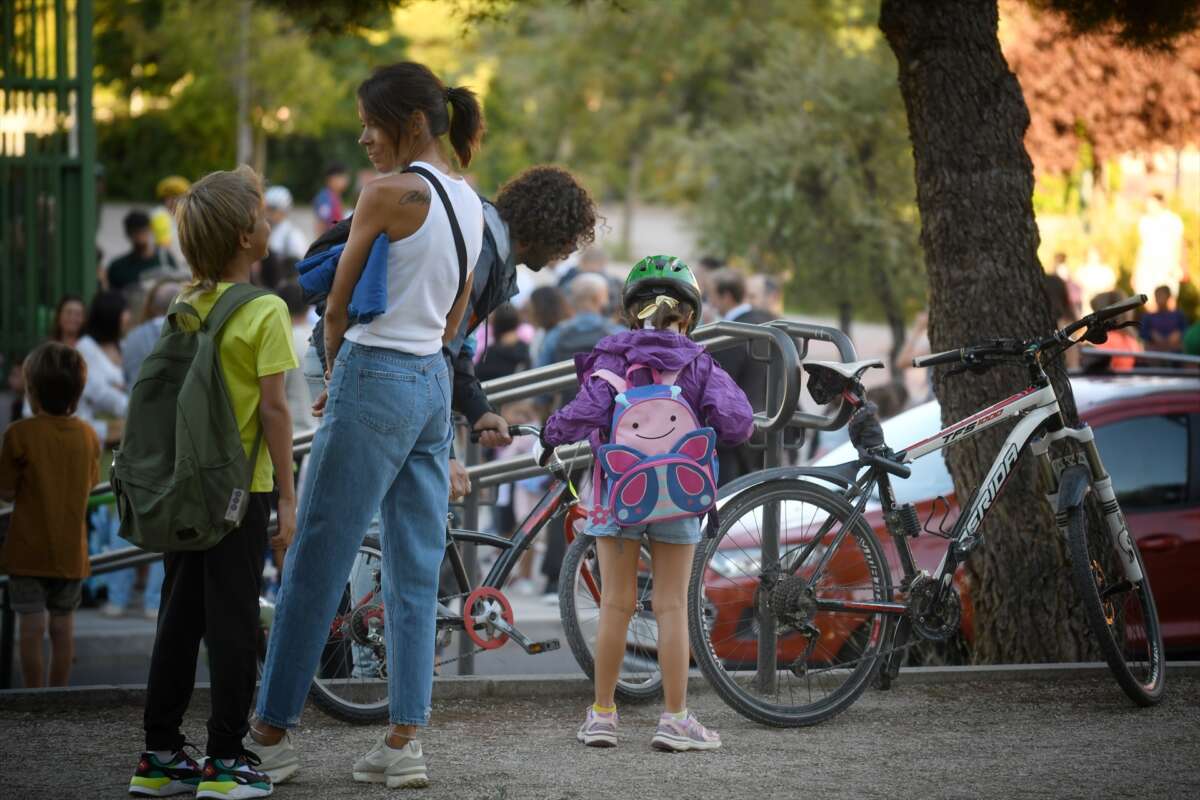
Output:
[911,294,1147,369]
[469,423,541,443]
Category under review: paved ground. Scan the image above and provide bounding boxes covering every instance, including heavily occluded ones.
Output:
[2,672,1196,799]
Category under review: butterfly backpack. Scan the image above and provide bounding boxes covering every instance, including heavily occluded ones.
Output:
[589,364,719,533]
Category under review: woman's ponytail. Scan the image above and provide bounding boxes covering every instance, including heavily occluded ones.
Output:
[445,85,484,168]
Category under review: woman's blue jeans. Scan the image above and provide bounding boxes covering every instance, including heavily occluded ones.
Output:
[256,342,451,727]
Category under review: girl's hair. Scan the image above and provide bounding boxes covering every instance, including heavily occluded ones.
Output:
[49,294,85,342]
[357,62,484,168]
[623,295,694,333]
[176,165,263,292]
[83,290,128,345]
[527,286,570,331]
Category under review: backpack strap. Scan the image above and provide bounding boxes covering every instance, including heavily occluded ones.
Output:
[200,284,272,491]
[404,165,469,315]
[592,369,628,394]
[624,363,679,386]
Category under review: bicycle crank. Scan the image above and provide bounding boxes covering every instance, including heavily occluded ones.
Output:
[908,575,962,641]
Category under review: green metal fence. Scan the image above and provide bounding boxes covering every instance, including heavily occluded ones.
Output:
[0,0,95,367]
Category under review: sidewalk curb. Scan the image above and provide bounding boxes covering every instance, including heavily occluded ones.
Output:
[2,662,1196,713]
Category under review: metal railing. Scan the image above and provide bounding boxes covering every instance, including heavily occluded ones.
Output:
[0,317,859,686]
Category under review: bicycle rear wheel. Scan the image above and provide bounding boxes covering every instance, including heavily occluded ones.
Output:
[689,479,892,727]
[1066,495,1165,706]
[559,533,663,703]
[306,534,391,723]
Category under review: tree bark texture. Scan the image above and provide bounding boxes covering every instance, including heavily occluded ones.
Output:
[879,0,1097,663]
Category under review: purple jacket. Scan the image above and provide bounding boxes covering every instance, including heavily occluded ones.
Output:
[543,329,755,450]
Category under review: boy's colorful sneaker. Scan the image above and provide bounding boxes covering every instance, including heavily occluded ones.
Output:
[352,735,430,789]
[576,706,619,747]
[195,753,273,799]
[248,731,298,784]
[651,712,721,752]
[129,750,204,797]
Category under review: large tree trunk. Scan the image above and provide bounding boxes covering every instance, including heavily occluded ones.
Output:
[879,0,1096,663]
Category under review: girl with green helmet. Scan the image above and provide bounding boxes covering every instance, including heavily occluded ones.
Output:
[540,253,753,753]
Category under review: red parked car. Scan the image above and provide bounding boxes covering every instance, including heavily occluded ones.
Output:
[702,374,1200,662]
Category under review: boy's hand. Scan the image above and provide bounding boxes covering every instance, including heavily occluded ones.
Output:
[273,494,297,549]
[473,412,511,448]
[449,459,472,500]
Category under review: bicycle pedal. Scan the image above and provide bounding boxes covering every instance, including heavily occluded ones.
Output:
[526,638,561,655]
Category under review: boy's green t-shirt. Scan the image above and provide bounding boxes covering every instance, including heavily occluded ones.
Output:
[183,282,299,491]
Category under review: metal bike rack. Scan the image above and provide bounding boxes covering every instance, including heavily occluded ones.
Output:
[0,318,858,687]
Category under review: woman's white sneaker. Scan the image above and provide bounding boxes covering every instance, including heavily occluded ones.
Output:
[352,736,429,789]
[249,732,299,784]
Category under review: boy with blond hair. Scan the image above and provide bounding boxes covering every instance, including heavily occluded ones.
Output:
[0,342,100,688]
[129,166,297,799]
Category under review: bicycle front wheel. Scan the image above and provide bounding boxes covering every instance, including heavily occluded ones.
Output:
[1066,495,1165,706]
[559,533,663,703]
[689,479,892,727]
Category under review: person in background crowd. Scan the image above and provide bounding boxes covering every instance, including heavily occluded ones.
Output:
[558,246,622,317]
[708,268,772,485]
[693,256,724,326]
[0,343,100,688]
[1139,285,1189,353]
[1133,192,1186,300]
[896,309,933,405]
[492,399,543,595]
[48,295,86,349]
[534,274,622,598]
[1082,290,1141,372]
[276,283,316,436]
[528,285,571,366]
[1074,247,1116,312]
[313,162,350,235]
[1050,252,1083,319]
[746,273,785,319]
[539,274,623,373]
[262,186,310,289]
[6,359,26,425]
[1183,317,1200,357]
[151,175,190,268]
[75,290,129,447]
[1044,274,1080,370]
[122,280,182,389]
[105,211,178,293]
[477,304,531,383]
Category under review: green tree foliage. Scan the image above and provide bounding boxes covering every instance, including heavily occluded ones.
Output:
[680,29,923,339]
[95,0,404,199]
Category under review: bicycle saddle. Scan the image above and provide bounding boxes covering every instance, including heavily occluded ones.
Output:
[805,359,885,380]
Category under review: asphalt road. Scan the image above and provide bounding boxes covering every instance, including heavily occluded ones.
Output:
[2,672,1196,799]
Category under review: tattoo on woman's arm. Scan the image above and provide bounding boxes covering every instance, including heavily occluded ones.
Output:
[398,189,430,206]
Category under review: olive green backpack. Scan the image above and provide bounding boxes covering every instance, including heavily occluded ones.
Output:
[112,284,267,552]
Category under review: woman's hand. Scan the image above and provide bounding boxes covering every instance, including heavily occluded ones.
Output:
[323,313,349,382]
[449,459,472,500]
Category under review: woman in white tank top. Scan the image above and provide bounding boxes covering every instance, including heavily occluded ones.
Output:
[252,63,484,788]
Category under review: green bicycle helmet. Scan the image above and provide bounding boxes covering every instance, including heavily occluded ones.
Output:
[623,255,704,332]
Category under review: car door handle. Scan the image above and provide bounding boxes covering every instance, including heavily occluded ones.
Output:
[1139,534,1183,553]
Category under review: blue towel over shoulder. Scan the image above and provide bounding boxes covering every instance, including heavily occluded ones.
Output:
[296,233,390,324]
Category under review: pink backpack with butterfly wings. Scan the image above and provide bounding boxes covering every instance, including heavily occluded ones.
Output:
[589,364,719,529]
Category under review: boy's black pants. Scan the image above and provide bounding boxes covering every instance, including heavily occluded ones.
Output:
[144,493,269,758]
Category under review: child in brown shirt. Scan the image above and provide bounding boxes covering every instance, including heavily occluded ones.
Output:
[0,341,100,687]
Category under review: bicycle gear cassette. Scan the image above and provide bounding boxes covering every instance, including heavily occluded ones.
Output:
[908,576,962,641]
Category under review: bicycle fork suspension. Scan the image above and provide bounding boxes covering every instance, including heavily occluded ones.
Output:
[1037,434,1144,585]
